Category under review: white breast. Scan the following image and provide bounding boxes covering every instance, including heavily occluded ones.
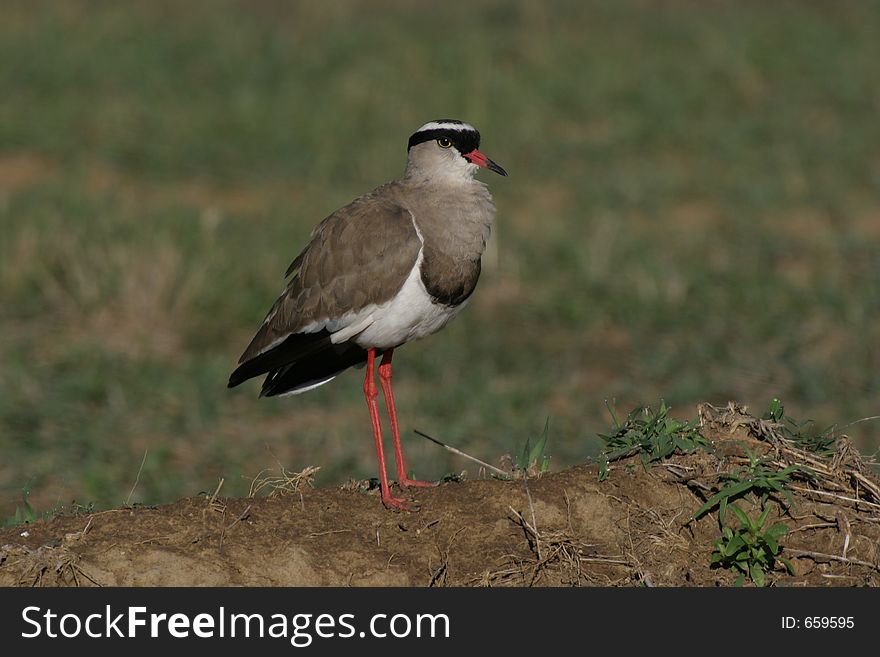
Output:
[352,251,467,350]
[294,205,473,351]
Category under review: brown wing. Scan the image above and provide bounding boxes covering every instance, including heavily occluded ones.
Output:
[228,190,421,389]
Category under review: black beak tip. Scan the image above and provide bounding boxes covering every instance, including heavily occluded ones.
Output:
[489,160,508,177]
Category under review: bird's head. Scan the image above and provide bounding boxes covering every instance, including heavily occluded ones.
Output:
[405,119,507,182]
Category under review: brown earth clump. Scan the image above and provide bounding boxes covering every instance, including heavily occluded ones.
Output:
[1,403,878,587]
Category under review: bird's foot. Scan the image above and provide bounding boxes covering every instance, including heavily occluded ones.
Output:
[382,493,420,512]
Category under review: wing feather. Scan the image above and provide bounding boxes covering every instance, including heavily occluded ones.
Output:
[228,187,421,391]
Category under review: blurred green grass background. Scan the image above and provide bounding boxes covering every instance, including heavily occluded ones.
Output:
[2,0,879,517]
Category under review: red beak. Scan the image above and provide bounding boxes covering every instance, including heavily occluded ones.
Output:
[463,149,508,176]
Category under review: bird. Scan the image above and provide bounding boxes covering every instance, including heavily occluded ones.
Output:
[228,119,507,511]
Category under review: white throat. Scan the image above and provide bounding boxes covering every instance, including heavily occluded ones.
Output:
[405,153,479,183]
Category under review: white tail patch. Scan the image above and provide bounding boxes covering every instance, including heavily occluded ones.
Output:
[277,375,338,396]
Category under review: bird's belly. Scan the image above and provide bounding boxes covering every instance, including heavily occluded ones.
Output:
[354,263,467,349]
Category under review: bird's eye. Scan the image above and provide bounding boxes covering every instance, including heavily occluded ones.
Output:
[437,137,453,149]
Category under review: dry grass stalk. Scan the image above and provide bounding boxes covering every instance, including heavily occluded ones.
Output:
[218,504,252,551]
[786,548,879,571]
[699,402,880,508]
[9,546,102,587]
[249,465,320,498]
[503,505,630,586]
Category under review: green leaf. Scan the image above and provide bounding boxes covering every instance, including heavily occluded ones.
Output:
[766,523,789,539]
[750,562,765,587]
[726,536,745,556]
[756,507,771,530]
[729,504,750,527]
[734,572,745,587]
[529,418,550,467]
[764,398,784,422]
[693,480,753,519]
[604,400,622,430]
[767,480,784,493]
[519,436,531,470]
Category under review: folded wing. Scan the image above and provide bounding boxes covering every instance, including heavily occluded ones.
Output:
[228,191,421,396]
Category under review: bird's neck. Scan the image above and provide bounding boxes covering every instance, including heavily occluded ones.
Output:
[404,161,481,185]
[394,176,495,263]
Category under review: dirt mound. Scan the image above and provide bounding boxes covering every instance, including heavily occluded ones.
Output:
[2,403,878,587]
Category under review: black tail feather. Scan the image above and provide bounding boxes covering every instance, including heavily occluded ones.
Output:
[229,330,334,388]
[228,329,371,396]
[260,342,370,397]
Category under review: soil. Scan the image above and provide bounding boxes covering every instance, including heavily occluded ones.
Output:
[2,403,878,587]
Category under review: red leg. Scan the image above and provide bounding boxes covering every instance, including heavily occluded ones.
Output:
[364,348,415,511]
[378,349,437,489]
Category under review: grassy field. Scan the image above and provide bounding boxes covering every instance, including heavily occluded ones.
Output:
[2,0,879,518]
